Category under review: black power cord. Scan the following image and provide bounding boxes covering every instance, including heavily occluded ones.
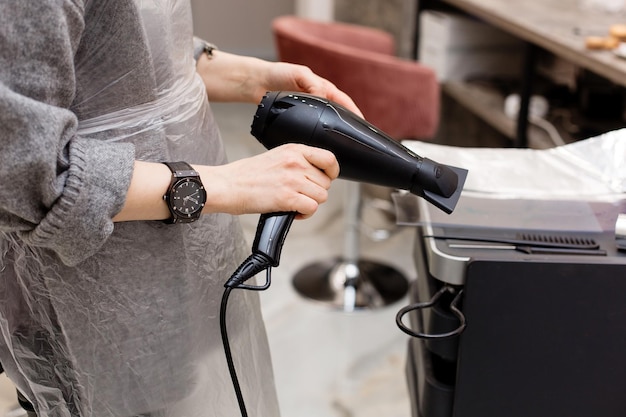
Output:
[220,255,274,417]
[220,212,293,416]
[395,286,466,340]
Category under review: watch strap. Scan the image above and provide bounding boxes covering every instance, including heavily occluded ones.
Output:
[163,161,198,177]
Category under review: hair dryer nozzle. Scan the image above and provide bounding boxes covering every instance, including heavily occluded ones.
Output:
[414,162,468,214]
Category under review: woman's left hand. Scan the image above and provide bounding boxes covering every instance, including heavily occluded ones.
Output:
[255,61,363,117]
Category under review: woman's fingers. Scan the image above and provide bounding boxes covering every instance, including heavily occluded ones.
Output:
[301,145,340,181]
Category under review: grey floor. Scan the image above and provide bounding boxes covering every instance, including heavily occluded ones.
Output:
[0,101,418,417]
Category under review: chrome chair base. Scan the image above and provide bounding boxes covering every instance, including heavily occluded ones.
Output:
[292,257,409,311]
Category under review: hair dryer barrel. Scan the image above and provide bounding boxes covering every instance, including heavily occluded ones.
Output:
[250,91,467,214]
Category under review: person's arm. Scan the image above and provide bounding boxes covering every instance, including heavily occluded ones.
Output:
[195,50,364,117]
[0,1,137,266]
[112,143,339,222]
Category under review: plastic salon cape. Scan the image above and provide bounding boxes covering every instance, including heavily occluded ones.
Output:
[0,0,280,416]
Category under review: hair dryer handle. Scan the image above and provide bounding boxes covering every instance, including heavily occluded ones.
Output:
[252,212,296,267]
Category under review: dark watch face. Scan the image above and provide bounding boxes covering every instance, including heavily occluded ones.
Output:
[170,178,206,218]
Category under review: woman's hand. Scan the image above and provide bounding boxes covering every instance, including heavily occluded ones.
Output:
[196,51,363,117]
[198,143,339,220]
[253,61,363,117]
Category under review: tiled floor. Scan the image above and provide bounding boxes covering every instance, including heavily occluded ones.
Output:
[0,102,418,417]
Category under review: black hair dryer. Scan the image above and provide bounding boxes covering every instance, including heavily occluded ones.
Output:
[251,91,467,213]
[226,91,467,287]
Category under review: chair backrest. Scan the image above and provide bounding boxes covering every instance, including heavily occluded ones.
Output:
[273,15,396,55]
[272,15,439,141]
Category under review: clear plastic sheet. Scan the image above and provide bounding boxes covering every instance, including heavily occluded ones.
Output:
[0,1,279,416]
[395,130,626,233]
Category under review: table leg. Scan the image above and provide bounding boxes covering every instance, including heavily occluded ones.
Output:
[516,42,537,148]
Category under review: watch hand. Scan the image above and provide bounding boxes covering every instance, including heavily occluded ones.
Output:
[187,197,199,205]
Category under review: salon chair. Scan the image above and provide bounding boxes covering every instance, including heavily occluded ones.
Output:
[272,15,440,310]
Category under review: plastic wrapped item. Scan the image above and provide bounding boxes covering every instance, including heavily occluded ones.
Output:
[395,130,626,232]
[0,1,279,416]
[404,129,626,198]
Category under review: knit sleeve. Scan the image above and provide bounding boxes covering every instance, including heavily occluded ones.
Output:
[0,1,135,266]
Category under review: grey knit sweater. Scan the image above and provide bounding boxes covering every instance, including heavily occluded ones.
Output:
[0,0,138,265]
[0,1,279,416]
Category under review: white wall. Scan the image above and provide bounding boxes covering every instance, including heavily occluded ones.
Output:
[189,0,294,60]
[295,0,334,21]
[190,0,335,60]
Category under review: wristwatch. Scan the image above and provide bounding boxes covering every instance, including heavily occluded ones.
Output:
[162,161,207,224]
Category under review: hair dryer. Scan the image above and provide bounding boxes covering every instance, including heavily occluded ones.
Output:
[251,91,467,212]
[225,91,467,287]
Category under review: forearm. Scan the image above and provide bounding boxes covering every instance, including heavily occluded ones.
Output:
[195,50,270,103]
[112,161,236,222]
[111,161,233,222]
[195,50,363,117]
[112,161,171,222]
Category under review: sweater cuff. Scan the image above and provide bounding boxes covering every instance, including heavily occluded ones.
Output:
[21,138,135,266]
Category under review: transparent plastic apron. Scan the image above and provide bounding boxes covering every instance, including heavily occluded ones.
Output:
[0,1,279,416]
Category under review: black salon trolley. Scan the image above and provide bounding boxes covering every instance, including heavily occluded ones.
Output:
[401,197,626,417]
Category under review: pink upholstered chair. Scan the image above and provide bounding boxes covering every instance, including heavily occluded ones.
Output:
[272,15,439,140]
[272,15,440,310]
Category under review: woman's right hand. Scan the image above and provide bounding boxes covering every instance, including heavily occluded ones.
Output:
[199,143,339,220]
